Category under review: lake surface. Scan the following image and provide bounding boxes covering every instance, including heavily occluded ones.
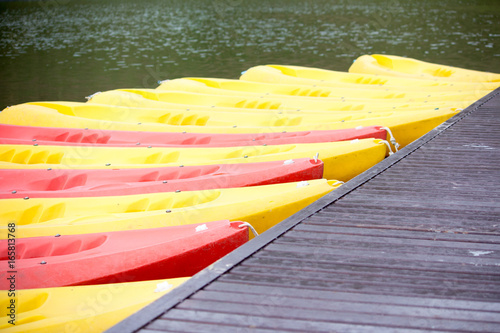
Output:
[1,0,499,108]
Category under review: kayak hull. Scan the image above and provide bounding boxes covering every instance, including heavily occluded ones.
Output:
[349,54,500,83]
[0,220,248,289]
[0,123,388,147]
[0,158,324,198]
[0,278,188,333]
[157,77,487,102]
[0,101,458,150]
[0,140,388,182]
[240,64,499,91]
[110,88,472,112]
[0,179,340,238]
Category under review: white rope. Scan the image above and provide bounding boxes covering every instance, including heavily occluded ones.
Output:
[313,152,319,163]
[239,222,259,237]
[380,126,400,152]
[329,180,345,186]
[379,140,394,155]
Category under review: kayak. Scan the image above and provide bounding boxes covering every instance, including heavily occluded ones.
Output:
[97,88,472,111]
[0,179,340,238]
[240,64,499,92]
[87,89,468,115]
[0,102,457,149]
[22,101,444,131]
[0,140,389,182]
[0,278,188,333]
[0,124,388,148]
[349,54,500,83]
[0,220,248,289]
[0,158,324,198]
[157,77,487,102]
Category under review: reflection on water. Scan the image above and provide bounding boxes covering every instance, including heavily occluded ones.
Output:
[0,0,499,107]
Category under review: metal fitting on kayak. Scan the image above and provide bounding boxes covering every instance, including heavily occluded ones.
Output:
[238,222,259,237]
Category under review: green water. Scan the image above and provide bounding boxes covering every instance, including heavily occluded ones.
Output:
[1,0,499,108]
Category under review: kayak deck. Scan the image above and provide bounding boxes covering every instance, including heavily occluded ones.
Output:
[107,89,500,332]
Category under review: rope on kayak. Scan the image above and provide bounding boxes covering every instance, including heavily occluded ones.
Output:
[380,126,400,152]
[239,222,259,237]
[85,91,102,101]
[314,152,319,163]
[379,140,394,155]
[330,180,345,186]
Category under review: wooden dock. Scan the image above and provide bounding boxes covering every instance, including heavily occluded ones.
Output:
[108,88,500,333]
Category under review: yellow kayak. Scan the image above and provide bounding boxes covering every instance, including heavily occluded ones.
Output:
[0,179,340,238]
[349,54,500,83]
[87,89,466,115]
[0,101,459,149]
[104,88,472,112]
[0,278,188,333]
[157,77,488,102]
[18,101,432,130]
[240,64,499,93]
[0,139,388,181]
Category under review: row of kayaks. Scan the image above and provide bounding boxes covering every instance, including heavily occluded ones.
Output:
[1,54,498,332]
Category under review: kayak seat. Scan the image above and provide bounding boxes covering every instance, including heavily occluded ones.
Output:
[0,293,48,323]
[158,113,209,126]
[26,174,87,191]
[234,99,281,110]
[289,88,331,98]
[180,136,212,145]
[425,67,455,78]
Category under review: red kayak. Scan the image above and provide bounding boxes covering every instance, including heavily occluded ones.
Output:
[0,220,248,289]
[0,124,387,147]
[0,158,323,198]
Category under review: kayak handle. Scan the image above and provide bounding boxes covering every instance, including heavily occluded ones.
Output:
[380,126,400,152]
[238,222,259,237]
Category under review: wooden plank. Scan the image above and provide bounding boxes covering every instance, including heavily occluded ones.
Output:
[171,299,500,332]
[191,290,500,323]
[219,271,500,301]
[153,309,444,333]
[206,281,500,312]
